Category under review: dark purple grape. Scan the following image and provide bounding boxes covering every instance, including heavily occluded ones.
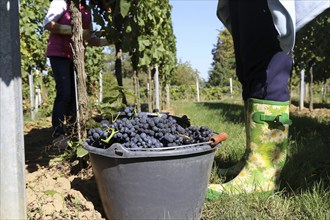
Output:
[85,106,214,149]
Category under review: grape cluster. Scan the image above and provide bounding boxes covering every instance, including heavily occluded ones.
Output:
[85,105,215,149]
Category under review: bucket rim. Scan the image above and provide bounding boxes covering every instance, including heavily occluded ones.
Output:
[83,142,219,159]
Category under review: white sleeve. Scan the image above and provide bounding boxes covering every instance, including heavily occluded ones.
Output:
[44,0,67,26]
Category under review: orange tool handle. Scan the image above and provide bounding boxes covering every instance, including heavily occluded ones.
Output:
[209,132,228,148]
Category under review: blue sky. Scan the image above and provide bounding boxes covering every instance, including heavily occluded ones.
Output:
[169,0,224,81]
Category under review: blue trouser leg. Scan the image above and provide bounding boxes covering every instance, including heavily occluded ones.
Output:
[229,0,293,102]
[49,57,76,137]
[262,52,293,101]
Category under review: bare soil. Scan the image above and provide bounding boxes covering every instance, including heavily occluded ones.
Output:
[24,117,106,220]
[290,104,330,121]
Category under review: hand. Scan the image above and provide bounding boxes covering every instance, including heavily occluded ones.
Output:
[106,6,112,13]
[87,37,111,47]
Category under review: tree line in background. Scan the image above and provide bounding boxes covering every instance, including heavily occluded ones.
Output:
[19,0,329,121]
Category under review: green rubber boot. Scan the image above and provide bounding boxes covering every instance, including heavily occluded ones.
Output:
[207,98,292,199]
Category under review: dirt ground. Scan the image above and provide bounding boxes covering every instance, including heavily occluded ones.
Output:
[289,103,330,120]
[24,118,106,219]
[24,104,330,220]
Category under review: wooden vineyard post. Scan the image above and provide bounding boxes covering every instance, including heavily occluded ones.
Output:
[166,84,170,110]
[299,69,305,111]
[229,77,233,96]
[154,65,160,111]
[147,66,153,112]
[70,0,88,139]
[99,71,103,103]
[196,78,200,102]
[133,69,139,110]
[28,71,36,120]
[309,61,315,112]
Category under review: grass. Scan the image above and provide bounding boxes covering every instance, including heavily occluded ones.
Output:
[171,96,330,220]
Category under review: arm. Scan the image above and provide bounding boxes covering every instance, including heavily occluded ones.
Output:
[45,21,72,35]
[44,0,66,28]
[88,34,111,46]
[44,0,90,39]
[44,1,72,35]
[86,23,111,47]
[45,21,91,40]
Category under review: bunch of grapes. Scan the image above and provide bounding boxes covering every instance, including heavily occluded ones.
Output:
[85,105,215,149]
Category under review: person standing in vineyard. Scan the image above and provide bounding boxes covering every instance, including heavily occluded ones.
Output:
[44,0,110,149]
[208,0,329,197]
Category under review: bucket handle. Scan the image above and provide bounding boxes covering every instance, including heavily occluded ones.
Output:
[209,132,228,148]
[107,143,131,157]
[83,132,228,158]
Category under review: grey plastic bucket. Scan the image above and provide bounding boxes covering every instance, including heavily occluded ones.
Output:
[83,142,218,220]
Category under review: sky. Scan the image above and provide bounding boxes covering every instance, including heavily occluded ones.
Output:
[169,0,224,81]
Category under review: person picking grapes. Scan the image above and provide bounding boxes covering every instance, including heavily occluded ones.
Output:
[208,0,329,197]
[44,0,111,149]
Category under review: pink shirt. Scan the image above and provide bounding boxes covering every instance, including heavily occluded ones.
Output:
[45,2,91,59]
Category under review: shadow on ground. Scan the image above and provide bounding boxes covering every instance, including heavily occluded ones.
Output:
[195,101,245,124]
[71,175,106,218]
[280,113,330,191]
[24,126,63,173]
[291,100,330,109]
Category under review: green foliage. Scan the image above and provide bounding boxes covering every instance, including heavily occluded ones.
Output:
[85,46,107,101]
[37,73,56,117]
[96,85,135,119]
[19,0,49,73]
[207,28,237,87]
[75,143,89,158]
[51,140,89,163]
[90,0,177,85]
[294,9,330,83]
[201,86,228,101]
[136,0,177,83]
[170,85,197,101]
[171,60,199,86]
[169,84,241,102]
[103,47,134,78]
[19,0,50,108]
